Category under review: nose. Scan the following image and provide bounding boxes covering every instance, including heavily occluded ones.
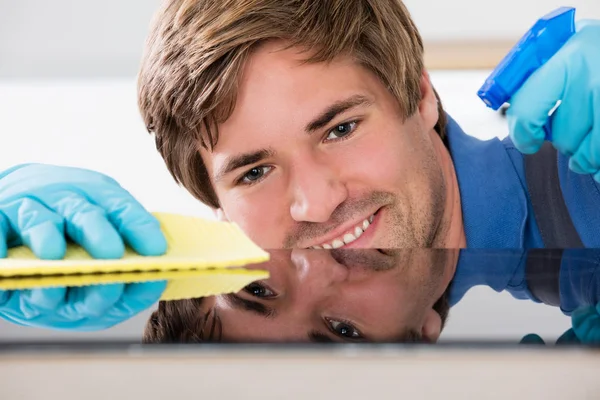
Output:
[289,249,348,311]
[289,155,347,223]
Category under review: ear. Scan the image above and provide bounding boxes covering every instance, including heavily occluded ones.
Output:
[214,208,230,222]
[418,70,439,132]
[420,308,443,343]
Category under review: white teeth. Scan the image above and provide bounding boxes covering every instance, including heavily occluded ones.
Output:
[343,233,357,244]
[332,239,344,249]
[354,226,363,238]
[311,213,376,249]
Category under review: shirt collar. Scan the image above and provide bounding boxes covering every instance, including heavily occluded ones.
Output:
[445,114,529,248]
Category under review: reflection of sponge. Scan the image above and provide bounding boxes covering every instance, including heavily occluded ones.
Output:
[0,212,270,300]
[0,269,269,301]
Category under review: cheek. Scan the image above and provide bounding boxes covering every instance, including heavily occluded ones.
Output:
[218,186,291,247]
[347,128,422,188]
[342,281,413,323]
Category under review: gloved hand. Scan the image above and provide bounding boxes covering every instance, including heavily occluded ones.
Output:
[570,303,600,344]
[520,303,600,346]
[0,163,168,330]
[0,281,167,331]
[506,19,600,182]
[520,329,580,345]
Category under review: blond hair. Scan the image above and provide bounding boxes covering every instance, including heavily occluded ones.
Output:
[138,0,447,208]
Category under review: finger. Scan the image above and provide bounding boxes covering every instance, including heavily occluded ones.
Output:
[556,328,580,345]
[0,198,66,260]
[506,47,569,154]
[109,280,167,318]
[58,283,126,319]
[18,287,68,319]
[547,54,592,157]
[88,187,167,256]
[0,211,9,258]
[0,290,11,306]
[568,133,596,175]
[122,280,167,309]
[520,333,545,345]
[589,87,600,168]
[571,306,600,344]
[42,187,167,257]
[42,191,125,259]
[57,281,165,327]
[576,19,600,32]
[570,88,600,176]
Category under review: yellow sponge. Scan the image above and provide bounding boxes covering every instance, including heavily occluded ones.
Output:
[0,212,270,300]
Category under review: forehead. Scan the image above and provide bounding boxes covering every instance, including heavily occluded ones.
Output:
[241,41,372,96]
[207,41,390,152]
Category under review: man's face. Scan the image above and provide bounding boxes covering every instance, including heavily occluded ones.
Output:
[201,249,455,343]
[201,41,446,249]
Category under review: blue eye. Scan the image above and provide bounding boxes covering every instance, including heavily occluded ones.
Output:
[239,166,272,185]
[325,121,358,141]
[243,282,276,298]
[327,318,363,339]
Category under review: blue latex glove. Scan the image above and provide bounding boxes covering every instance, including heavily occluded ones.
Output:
[521,303,600,346]
[520,329,580,345]
[0,281,167,331]
[570,303,600,345]
[0,163,168,330]
[507,19,600,182]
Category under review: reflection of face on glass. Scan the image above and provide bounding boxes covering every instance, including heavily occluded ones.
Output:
[144,249,457,344]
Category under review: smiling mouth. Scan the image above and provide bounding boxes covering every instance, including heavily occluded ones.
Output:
[330,248,394,271]
[310,212,377,249]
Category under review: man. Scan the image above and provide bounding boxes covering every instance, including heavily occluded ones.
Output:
[143,248,600,344]
[1,0,600,258]
[0,248,456,342]
[136,0,600,249]
[144,248,456,344]
[1,0,600,331]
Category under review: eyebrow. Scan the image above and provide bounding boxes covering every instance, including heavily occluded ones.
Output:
[305,94,373,133]
[222,293,276,318]
[308,331,335,343]
[308,329,367,344]
[214,148,275,183]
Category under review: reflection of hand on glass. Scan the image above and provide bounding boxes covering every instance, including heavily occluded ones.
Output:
[521,329,580,345]
[570,304,600,345]
[0,281,166,331]
[521,304,600,346]
[144,249,458,344]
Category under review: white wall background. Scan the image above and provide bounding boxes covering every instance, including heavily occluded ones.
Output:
[0,0,585,343]
[407,0,599,41]
[0,0,598,78]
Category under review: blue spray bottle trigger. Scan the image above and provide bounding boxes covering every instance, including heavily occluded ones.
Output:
[477,6,577,141]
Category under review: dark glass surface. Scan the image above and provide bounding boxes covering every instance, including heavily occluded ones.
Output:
[1,248,599,348]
